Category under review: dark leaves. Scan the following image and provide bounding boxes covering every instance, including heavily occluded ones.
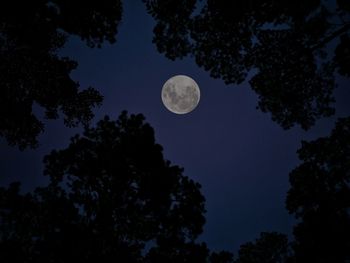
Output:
[250,30,336,129]
[335,34,350,77]
[16,112,207,261]
[0,0,122,149]
[144,0,349,130]
[286,117,350,262]
[143,0,196,59]
[236,232,290,263]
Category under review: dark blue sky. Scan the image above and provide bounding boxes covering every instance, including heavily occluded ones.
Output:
[1,0,350,253]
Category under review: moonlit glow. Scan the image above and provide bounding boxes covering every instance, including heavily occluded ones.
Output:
[161,75,200,114]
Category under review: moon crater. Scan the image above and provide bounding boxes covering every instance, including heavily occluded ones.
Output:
[161,75,200,114]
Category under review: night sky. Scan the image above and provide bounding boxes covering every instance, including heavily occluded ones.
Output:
[1,0,350,253]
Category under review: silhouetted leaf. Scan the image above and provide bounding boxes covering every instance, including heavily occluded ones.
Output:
[0,112,207,262]
[144,0,350,129]
[0,0,122,149]
[286,117,350,262]
[236,232,290,263]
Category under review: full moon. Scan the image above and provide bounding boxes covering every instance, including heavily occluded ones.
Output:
[161,75,200,114]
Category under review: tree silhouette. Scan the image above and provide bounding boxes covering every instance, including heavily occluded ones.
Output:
[145,240,210,262]
[209,251,234,263]
[143,0,350,129]
[236,232,290,263]
[0,112,211,262]
[0,0,122,149]
[286,117,350,262]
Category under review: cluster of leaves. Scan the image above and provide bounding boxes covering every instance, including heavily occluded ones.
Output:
[236,232,290,263]
[143,0,350,129]
[0,112,212,262]
[142,1,350,260]
[1,0,350,262]
[0,0,122,149]
[286,117,350,262]
[0,111,296,262]
[2,111,349,262]
[234,118,350,262]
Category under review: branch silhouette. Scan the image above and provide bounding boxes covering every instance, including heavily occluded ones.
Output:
[0,0,122,149]
[0,112,237,262]
[143,0,350,129]
[236,232,290,263]
[286,117,350,262]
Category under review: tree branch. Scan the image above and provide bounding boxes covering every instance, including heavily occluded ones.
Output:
[311,23,350,51]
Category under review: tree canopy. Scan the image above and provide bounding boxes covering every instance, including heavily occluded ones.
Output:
[143,0,350,129]
[236,232,290,263]
[2,1,349,261]
[0,112,211,262]
[286,117,350,262]
[0,0,122,149]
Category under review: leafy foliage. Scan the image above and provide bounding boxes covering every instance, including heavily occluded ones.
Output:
[209,251,234,263]
[143,0,350,129]
[236,232,290,263]
[0,112,210,262]
[286,117,350,262]
[0,0,122,149]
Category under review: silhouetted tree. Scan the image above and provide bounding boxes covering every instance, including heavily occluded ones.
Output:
[286,117,350,262]
[209,251,234,263]
[236,232,290,263]
[0,112,210,262]
[143,0,350,129]
[145,240,210,262]
[0,0,122,149]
